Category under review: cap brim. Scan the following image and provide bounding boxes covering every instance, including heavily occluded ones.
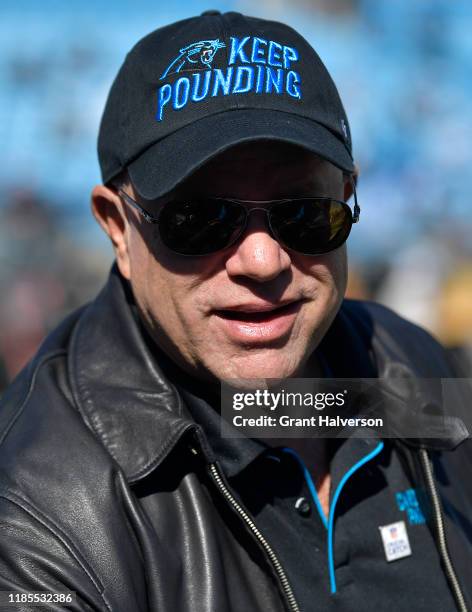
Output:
[127,108,354,200]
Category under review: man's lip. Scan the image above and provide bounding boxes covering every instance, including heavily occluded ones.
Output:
[211,299,304,343]
[213,300,303,320]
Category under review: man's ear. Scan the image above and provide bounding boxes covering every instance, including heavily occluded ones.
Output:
[343,164,359,202]
[91,185,131,280]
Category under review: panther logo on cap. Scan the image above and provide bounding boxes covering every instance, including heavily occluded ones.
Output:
[160,39,226,80]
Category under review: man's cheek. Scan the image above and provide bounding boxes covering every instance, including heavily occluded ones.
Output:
[311,252,347,292]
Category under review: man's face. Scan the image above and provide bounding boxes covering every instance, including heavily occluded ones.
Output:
[115,142,349,381]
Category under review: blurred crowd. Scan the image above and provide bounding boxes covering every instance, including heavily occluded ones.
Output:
[0,191,111,389]
[0,0,471,389]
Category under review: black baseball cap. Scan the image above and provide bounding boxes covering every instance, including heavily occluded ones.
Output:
[98,11,354,200]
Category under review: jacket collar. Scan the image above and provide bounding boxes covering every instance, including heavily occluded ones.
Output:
[68,266,467,484]
[68,264,205,484]
[320,300,469,451]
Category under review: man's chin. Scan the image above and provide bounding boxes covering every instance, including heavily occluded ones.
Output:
[206,352,306,383]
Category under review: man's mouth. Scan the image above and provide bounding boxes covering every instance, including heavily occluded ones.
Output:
[211,300,303,343]
[215,301,301,323]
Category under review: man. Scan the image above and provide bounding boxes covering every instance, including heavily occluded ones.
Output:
[0,11,471,612]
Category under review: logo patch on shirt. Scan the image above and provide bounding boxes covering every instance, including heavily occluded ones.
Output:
[379,520,412,562]
[396,488,426,525]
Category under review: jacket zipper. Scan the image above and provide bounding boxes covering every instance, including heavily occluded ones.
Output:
[208,462,300,612]
[419,449,469,612]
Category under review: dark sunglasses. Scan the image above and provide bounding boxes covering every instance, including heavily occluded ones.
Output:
[117,182,360,257]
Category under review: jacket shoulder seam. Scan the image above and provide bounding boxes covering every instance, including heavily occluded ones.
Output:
[0,350,68,449]
[0,488,112,611]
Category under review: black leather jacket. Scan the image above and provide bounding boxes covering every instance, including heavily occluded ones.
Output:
[0,266,471,612]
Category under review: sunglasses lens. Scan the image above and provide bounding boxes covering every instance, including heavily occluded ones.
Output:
[269,199,352,255]
[159,199,246,255]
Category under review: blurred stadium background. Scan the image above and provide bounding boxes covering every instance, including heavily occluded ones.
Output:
[1,0,471,388]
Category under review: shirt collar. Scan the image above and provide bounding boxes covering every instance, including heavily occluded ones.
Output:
[181,386,267,478]
[181,349,336,479]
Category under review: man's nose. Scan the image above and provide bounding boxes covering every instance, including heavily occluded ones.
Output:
[225,211,292,282]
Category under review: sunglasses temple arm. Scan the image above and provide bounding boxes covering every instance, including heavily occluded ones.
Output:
[118,189,159,224]
[349,175,360,223]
